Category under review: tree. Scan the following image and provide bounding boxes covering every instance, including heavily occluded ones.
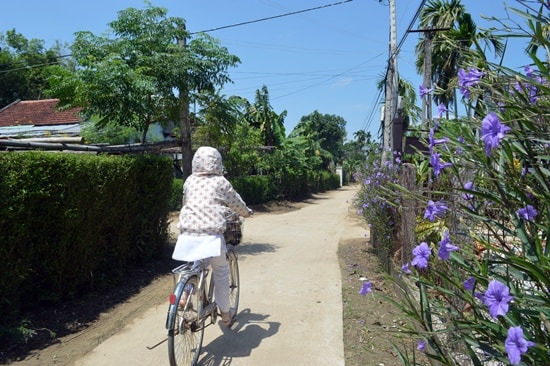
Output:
[415,0,504,116]
[290,111,346,169]
[521,1,550,65]
[342,130,380,183]
[49,4,239,179]
[288,119,326,170]
[377,76,422,125]
[80,117,143,145]
[244,85,287,148]
[192,93,262,178]
[0,30,70,108]
[193,93,242,148]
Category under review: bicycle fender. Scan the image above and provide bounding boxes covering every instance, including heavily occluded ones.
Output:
[165,277,189,330]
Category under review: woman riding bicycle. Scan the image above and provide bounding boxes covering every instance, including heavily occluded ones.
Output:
[172,146,252,326]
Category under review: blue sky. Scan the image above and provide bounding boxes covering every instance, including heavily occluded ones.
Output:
[1,0,532,140]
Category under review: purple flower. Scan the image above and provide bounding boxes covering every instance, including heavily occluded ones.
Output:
[359,281,372,296]
[522,65,542,104]
[458,67,484,98]
[463,277,475,291]
[424,200,448,222]
[411,242,431,269]
[430,151,452,178]
[428,128,449,151]
[419,84,433,98]
[438,231,458,260]
[483,280,513,318]
[417,341,426,352]
[437,103,448,118]
[455,136,465,154]
[401,263,412,274]
[462,181,474,201]
[516,205,538,221]
[481,112,510,157]
[515,80,539,105]
[505,326,535,365]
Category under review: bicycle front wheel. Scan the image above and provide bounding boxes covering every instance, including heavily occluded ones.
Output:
[227,249,240,320]
[168,275,204,366]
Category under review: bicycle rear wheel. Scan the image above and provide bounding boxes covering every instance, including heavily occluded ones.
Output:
[227,249,240,323]
[168,275,204,366]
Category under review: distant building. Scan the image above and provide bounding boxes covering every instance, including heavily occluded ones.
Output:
[0,99,83,139]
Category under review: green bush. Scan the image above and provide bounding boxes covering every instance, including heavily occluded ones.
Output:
[0,152,173,324]
[169,178,183,211]
[170,168,339,210]
[230,175,274,205]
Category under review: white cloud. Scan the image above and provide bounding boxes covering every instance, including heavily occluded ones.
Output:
[331,77,353,88]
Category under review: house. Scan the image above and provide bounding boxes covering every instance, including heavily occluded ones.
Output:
[0,99,83,140]
[0,99,181,155]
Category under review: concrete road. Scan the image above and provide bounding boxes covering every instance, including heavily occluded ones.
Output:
[74,185,364,366]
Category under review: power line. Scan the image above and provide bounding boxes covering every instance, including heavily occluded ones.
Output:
[0,1,355,74]
[0,54,72,74]
[271,51,386,101]
[360,0,427,134]
[189,0,354,34]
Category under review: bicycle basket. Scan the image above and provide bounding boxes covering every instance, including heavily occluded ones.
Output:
[224,212,242,246]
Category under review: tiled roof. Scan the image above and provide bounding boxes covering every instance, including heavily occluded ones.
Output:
[0,99,83,127]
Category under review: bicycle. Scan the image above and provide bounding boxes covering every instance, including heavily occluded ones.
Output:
[166,211,243,366]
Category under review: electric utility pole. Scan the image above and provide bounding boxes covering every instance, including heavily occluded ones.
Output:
[382,0,398,163]
[178,24,193,181]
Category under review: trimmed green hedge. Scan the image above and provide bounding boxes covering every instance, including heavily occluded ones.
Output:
[170,178,184,210]
[230,175,274,205]
[0,152,173,321]
[229,170,340,205]
[170,170,341,210]
[231,170,340,204]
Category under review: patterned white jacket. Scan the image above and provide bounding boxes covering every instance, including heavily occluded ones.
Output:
[177,146,251,236]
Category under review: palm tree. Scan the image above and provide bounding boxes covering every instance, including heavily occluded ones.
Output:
[522,1,550,65]
[416,0,466,113]
[415,0,504,118]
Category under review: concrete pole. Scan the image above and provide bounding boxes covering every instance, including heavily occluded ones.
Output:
[382,0,397,163]
[178,25,193,181]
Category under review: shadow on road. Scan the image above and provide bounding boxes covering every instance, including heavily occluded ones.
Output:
[235,242,278,257]
[198,309,280,366]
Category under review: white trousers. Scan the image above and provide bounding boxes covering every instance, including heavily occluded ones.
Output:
[202,251,231,313]
[173,234,231,312]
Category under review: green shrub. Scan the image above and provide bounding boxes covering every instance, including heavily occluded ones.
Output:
[169,178,183,211]
[230,175,274,205]
[0,152,172,324]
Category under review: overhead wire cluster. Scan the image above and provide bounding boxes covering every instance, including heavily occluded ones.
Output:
[196,0,428,137]
[1,0,428,140]
[191,0,388,111]
[361,0,428,135]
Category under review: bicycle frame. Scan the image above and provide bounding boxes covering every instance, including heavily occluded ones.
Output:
[165,261,217,332]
